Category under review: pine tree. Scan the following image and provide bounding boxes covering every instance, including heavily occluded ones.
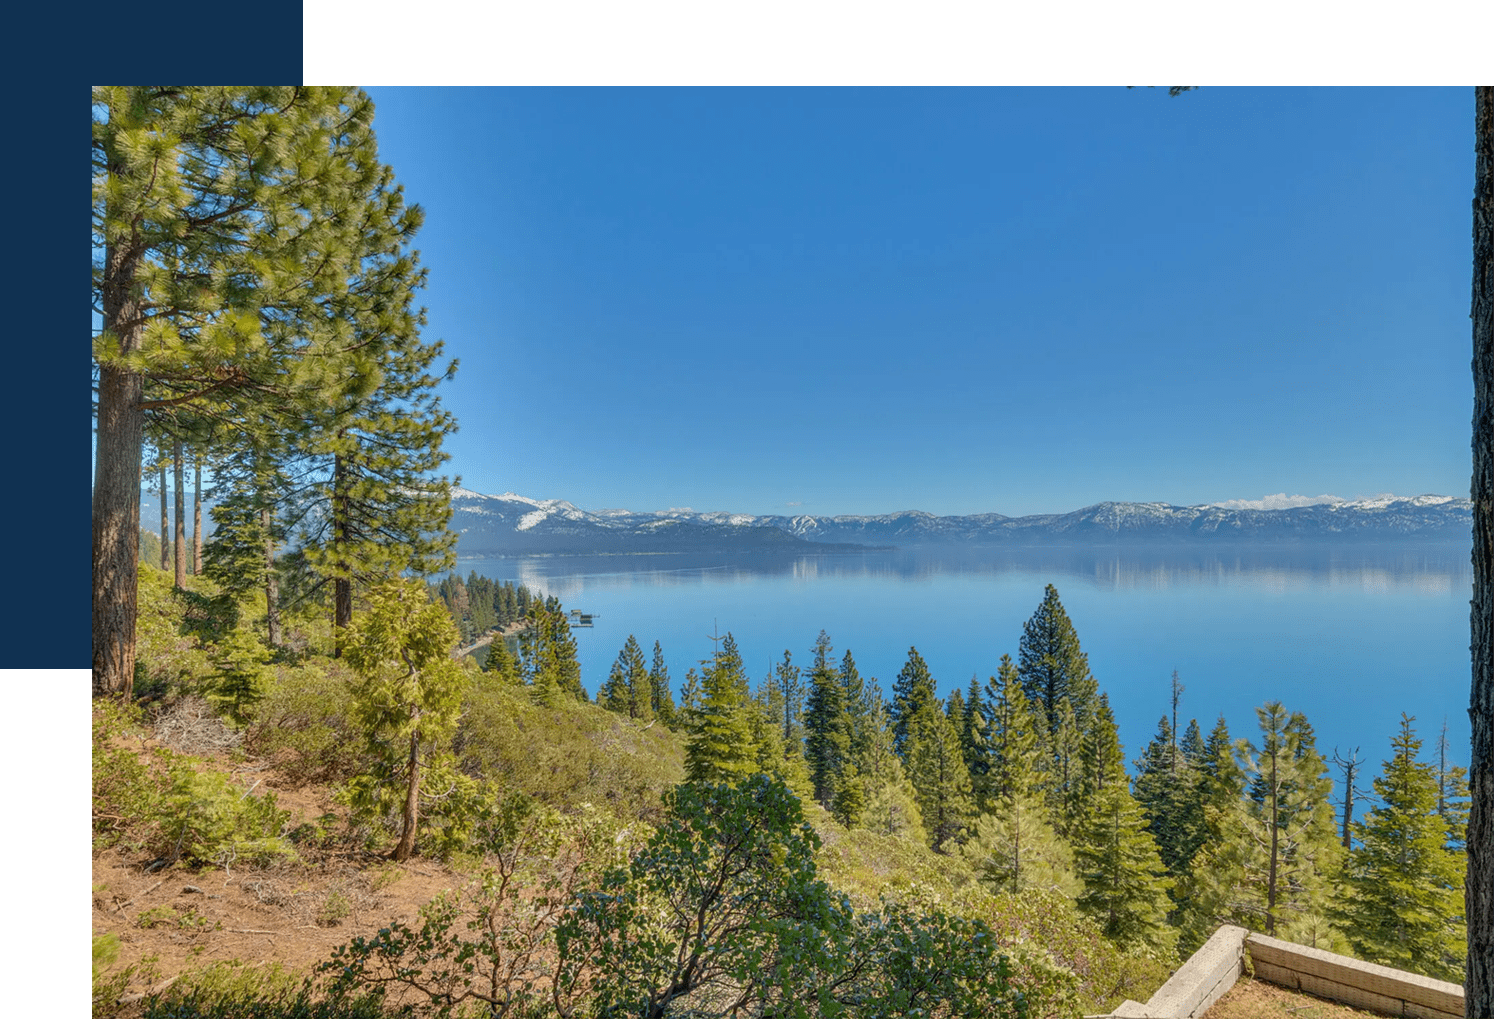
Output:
[685,634,758,784]
[839,648,870,759]
[291,159,457,641]
[959,675,989,798]
[963,792,1079,897]
[93,87,407,697]
[1173,715,1252,951]
[1335,715,1466,981]
[342,578,467,861]
[1047,697,1085,838]
[905,699,975,852]
[831,763,867,828]
[1074,782,1177,952]
[1133,714,1208,885]
[519,604,583,706]
[890,645,936,757]
[803,630,851,808]
[483,634,519,683]
[858,690,924,839]
[601,635,652,721]
[1080,693,1127,798]
[983,655,1044,808]
[1436,718,1471,852]
[763,649,805,751]
[1017,584,1099,735]
[1229,702,1341,937]
[650,641,678,728]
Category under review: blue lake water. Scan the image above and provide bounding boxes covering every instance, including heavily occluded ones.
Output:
[454,544,1473,771]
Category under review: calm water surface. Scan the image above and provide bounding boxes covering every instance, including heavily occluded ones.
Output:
[454,545,1473,769]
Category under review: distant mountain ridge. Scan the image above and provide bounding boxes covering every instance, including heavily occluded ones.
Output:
[450,489,1473,556]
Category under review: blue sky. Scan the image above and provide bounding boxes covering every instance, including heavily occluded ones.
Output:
[363,87,1472,518]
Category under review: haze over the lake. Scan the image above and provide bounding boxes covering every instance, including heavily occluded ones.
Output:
[364,87,1470,518]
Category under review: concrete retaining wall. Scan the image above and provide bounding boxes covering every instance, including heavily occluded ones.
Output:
[1097,927,1465,1019]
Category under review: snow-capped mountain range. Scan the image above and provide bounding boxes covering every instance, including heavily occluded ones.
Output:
[449,489,1473,557]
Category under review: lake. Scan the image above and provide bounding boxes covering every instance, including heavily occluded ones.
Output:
[453,543,1473,771]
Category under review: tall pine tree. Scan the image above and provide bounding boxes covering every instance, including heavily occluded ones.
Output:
[685,634,758,784]
[1335,715,1466,981]
[94,87,393,696]
[1017,584,1099,735]
[890,645,936,757]
[803,630,851,808]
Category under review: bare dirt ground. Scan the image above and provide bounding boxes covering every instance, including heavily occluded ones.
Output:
[93,730,473,1000]
[1206,977,1387,1019]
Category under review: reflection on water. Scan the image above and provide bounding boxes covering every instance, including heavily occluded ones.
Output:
[464,543,1471,601]
[450,541,1473,773]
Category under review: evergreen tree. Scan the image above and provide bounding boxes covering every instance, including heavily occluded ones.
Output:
[803,630,851,808]
[1180,718,1207,769]
[1074,782,1176,952]
[1017,584,1099,734]
[1436,718,1471,852]
[831,763,867,828]
[1046,697,1085,838]
[519,604,583,706]
[342,578,467,861]
[291,165,458,642]
[858,691,924,839]
[1173,715,1253,951]
[764,649,805,751]
[905,699,975,852]
[649,641,678,729]
[1133,714,1208,885]
[1228,703,1341,937]
[678,668,701,718]
[839,648,870,759]
[959,675,990,798]
[983,655,1044,808]
[1335,715,1466,981]
[1080,693,1127,798]
[963,792,1079,897]
[94,87,412,697]
[890,645,936,757]
[685,634,758,784]
[483,634,519,683]
[601,635,652,721]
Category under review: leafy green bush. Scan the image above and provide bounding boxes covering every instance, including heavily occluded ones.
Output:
[94,702,162,853]
[155,760,294,868]
[245,660,363,786]
[321,797,632,1017]
[134,564,221,695]
[954,886,1172,1013]
[455,672,685,824]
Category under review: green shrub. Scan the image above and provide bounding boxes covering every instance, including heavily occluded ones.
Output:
[954,886,1172,1013]
[455,673,685,824]
[93,703,166,854]
[245,661,363,786]
[155,759,295,868]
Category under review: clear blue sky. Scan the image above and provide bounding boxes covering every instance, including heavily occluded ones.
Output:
[363,87,1472,518]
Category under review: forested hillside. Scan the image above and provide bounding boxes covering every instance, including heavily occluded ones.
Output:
[95,552,1469,1017]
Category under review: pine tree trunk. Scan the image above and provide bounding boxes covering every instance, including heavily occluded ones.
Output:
[173,439,187,590]
[159,460,169,571]
[394,726,420,862]
[261,505,281,648]
[333,445,352,650]
[1467,83,1494,1018]
[93,236,146,699]
[1267,753,1279,935]
[193,459,203,576]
